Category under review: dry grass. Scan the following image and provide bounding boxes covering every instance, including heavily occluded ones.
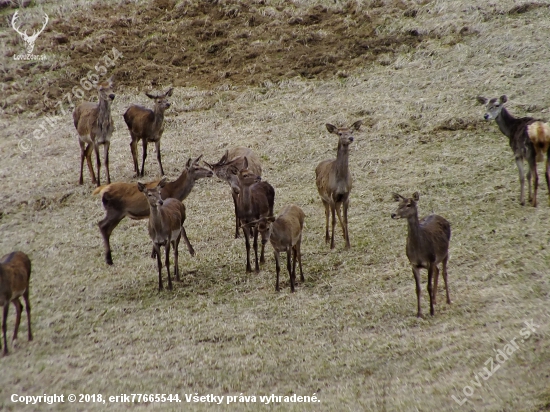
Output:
[1,0,550,411]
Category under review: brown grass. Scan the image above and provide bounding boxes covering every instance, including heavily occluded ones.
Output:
[1,0,550,411]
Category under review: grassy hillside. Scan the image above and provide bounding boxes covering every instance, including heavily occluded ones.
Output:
[1,0,549,411]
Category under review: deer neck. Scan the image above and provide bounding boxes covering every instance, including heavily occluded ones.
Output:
[406,212,423,247]
[496,107,520,140]
[148,204,163,229]
[153,105,166,130]
[97,95,113,133]
[239,184,253,215]
[165,169,194,201]
[335,142,350,180]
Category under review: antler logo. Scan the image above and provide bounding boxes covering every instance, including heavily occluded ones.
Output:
[11,11,49,55]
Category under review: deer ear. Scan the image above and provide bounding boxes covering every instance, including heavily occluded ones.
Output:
[243,156,249,169]
[499,95,508,104]
[219,150,228,164]
[391,192,401,202]
[145,92,155,99]
[326,124,337,134]
[412,192,420,201]
[267,215,276,223]
[137,182,146,192]
[351,120,362,130]
[107,76,114,88]
[476,96,488,105]
[158,177,167,188]
[165,87,174,97]
[194,154,203,164]
[186,158,192,167]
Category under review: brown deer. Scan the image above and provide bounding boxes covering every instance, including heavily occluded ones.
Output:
[93,156,212,265]
[391,192,451,318]
[138,179,194,291]
[0,251,32,356]
[247,204,305,292]
[477,95,550,206]
[205,147,262,238]
[236,157,275,273]
[315,120,361,249]
[73,77,115,187]
[124,87,173,177]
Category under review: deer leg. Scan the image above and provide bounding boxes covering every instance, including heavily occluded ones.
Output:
[274,250,281,291]
[140,139,148,177]
[546,155,550,206]
[12,298,22,345]
[180,225,195,257]
[442,255,451,304]
[130,137,139,177]
[79,140,86,185]
[23,289,32,341]
[335,202,345,239]
[343,198,350,249]
[94,143,102,187]
[412,267,422,318]
[85,144,96,184]
[515,157,526,206]
[432,266,440,305]
[529,155,538,207]
[322,200,330,244]
[2,304,8,355]
[155,140,165,176]
[165,242,173,291]
[104,141,111,184]
[243,226,252,273]
[287,247,295,292]
[291,246,298,292]
[232,192,240,239]
[155,244,163,291]
[98,210,125,265]
[330,204,336,250]
[427,264,435,316]
[253,225,260,273]
[172,236,181,282]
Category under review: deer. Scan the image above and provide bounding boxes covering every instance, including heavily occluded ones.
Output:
[205,147,262,238]
[0,251,32,356]
[124,87,174,177]
[315,120,361,250]
[93,156,212,265]
[246,204,305,292]
[11,11,48,55]
[73,77,115,187]
[477,95,550,207]
[138,179,194,291]
[391,192,451,318]
[236,157,275,273]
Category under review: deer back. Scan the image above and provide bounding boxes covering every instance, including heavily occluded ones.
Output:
[124,105,157,138]
[269,205,305,251]
[148,199,185,243]
[407,214,451,267]
[0,252,31,306]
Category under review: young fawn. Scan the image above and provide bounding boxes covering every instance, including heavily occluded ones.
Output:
[0,251,32,356]
[138,179,195,291]
[391,192,451,317]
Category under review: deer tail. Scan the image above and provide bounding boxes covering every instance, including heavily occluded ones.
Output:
[92,185,108,196]
[527,121,550,162]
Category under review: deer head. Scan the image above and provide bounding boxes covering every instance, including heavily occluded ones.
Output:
[391,192,420,220]
[326,120,362,147]
[145,87,173,112]
[11,11,49,55]
[477,95,507,121]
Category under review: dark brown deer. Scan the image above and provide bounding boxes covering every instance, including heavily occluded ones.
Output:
[93,156,212,265]
[0,251,32,356]
[315,120,361,249]
[205,147,262,238]
[247,204,305,292]
[73,77,115,186]
[138,179,194,291]
[236,157,275,273]
[124,87,173,177]
[477,95,550,206]
[391,192,451,318]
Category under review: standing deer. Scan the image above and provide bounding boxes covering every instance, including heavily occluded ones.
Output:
[124,87,173,177]
[247,204,305,292]
[391,192,451,318]
[205,147,262,238]
[93,156,212,265]
[73,77,115,187]
[0,251,32,356]
[138,179,195,291]
[236,157,275,273]
[477,95,550,206]
[315,120,361,249]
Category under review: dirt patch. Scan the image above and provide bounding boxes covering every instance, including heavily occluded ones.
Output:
[2,0,432,115]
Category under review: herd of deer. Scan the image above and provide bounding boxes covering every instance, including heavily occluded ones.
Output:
[2,79,550,355]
